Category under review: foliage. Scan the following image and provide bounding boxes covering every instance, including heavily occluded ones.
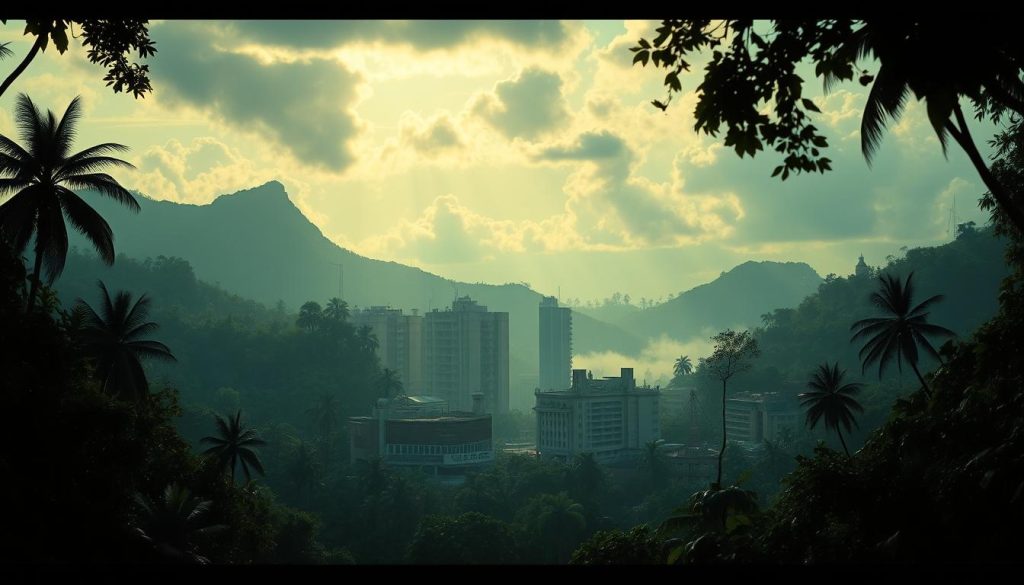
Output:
[200,410,267,484]
[75,281,176,402]
[407,512,520,564]
[1,19,155,99]
[799,362,864,456]
[631,20,1024,232]
[699,329,760,486]
[131,483,225,564]
[850,272,955,393]
[570,526,663,565]
[0,94,138,310]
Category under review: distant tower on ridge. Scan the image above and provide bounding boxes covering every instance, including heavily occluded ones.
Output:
[855,254,870,278]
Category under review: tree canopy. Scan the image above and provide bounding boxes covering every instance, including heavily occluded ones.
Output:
[0,19,156,99]
[632,20,1024,234]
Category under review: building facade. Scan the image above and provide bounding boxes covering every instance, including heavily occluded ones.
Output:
[350,306,424,394]
[348,394,494,478]
[724,391,801,444]
[424,296,509,414]
[538,296,572,391]
[535,368,660,464]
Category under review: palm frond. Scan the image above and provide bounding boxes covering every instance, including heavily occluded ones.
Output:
[53,96,83,160]
[57,187,115,264]
[860,62,911,164]
[62,173,141,212]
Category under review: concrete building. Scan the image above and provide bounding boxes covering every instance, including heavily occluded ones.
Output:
[535,368,660,464]
[348,393,494,479]
[538,296,572,391]
[350,306,424,394]
[724,391,801,444]
[661,444,718,486]
[424,296,509,414]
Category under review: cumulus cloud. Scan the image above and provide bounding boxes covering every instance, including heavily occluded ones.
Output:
[149,23,364,172]
[132,137,274,204]
[472,67,572,141]
[536,131,744,247]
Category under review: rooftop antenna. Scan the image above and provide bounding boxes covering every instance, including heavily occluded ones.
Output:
[328,261,344,299]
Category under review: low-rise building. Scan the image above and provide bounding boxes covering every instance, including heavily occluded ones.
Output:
[534,368,660,464]
[724,391,801,444]
[661,443,718,486]
[348,393,494,479]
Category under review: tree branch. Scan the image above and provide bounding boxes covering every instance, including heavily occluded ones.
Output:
[0,34,46,100]
[985,80,1024,119]
[946,104,1024,235]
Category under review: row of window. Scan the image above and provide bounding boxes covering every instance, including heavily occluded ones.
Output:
[387,440,491,456]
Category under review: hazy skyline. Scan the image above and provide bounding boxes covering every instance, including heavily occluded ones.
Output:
[0,20,997,302]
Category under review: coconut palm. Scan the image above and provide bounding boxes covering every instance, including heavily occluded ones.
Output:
[0,94,139,311]
[377,368,403,399]
[850,272,955,395]
[356,325,379,353]
[75,281,175,402]
[131,483,225,564]
[674,355,693,378]
[200,410,267,484]
[799,362,864,456]
[296,301,322,332]
[324,297,349,322]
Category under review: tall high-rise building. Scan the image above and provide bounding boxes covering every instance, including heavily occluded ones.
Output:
[539,296,572,391]
[424,296,509,414]
[351,306,424,394]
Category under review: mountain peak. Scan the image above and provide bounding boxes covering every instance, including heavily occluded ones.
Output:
[212,180,293,208]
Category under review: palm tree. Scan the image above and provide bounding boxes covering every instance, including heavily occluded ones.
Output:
[200,410,267,484]
[288,441,322,505]
[674,355,693,378]
[306,393,338,469]
[132,483,225,564]
[799,362,865,456]
[850,272,955,395]
[377,368,403,399]
[0,94,139,311]
[324,297,350,322]
[535,493,587,564]
[356,325,379,353]
[75,281,175,402]
[306,393,339,441]
[296,301,322,332]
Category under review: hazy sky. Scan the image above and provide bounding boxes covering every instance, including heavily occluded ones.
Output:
[0,20,999,302]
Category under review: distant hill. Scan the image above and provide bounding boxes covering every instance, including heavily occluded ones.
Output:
[65,181,643,409]
[580,261,823,341]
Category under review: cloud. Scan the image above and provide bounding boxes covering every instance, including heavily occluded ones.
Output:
[400,113,464,155]
[536,131,744,247]
[575,332,719,385]
[472,68,571,141]
[132,137,274,204]
[227,20,571,51]
[148,23,364,172]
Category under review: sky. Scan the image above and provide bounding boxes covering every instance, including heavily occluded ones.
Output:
[0,20,1000,304]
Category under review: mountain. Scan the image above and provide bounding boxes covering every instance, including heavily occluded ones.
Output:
[66,181,644,409]
[579,261,823,342]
